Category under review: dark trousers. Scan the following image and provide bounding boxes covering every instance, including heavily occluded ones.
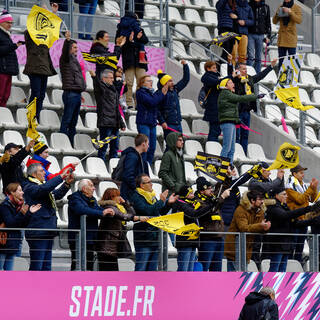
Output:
[251,235,263,270]
[28,74,48,121]
[291,227,307,262]
[0,73,12,107]
[278,47,296,70]
[236,111,251,154]
[70,241,95,271]
[98,253,119,271]
[208,121,221,142]
[98,127,119,161]
[60,90,81,145]
[27,238,53,271]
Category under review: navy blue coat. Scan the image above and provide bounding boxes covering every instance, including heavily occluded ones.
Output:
[0,198,31,255]
[23,175,69,238]
[201,70,220,123]
[131,191,168,248]
[136,87,165,126]
[68,191,104,244]
[120,147,149,201]
[236,0,254,35]
[216,0,234,30]
[157,64,190,125]
[0,28,19,75]
[117,12,142,38]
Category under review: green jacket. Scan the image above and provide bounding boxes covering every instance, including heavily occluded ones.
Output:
[218,89,257,124]
[158,132,186,193]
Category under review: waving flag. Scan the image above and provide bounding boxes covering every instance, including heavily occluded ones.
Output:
[91,136,117,150]
[211,32,241,47]
[267,142,300,170]
[26,98,40,140]
[27,5,62,48]
[81,52,118,70]
[274,87,313,111]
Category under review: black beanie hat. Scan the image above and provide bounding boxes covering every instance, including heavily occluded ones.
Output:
[178,185,192,198]
[34,141,48,155]
[196,176,212,191]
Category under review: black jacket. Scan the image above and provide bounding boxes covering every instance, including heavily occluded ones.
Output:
[0,27,18,75]
[89,42,121,78]
[0,147,30,193]
[239,292,279,320]
[248,0,271,39]
[92,75,125,129]
[60,39,86,92]
[115,29,149,72]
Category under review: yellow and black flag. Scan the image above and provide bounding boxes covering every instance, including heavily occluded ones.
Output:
[26,98,40,141]
[267,142,300,171]
[27,5,62,48]
[274,87,313,111]
[211,32,241,47]
[91,136,117,150]
[194,152,229,182]
[81,52,119,70]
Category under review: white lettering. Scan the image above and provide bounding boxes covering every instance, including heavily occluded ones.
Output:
[104,286,116,316]
[116,286,128,316]
[143,286,155,316]
[132,286,144,316]
[69,286,82,317]
[91,286,102,317]
[83,286,94,317]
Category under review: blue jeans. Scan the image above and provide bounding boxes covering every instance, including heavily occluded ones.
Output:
[135,246,159,271]
[137,124,157,164]
[269,253,289,272]
[220,123,236,164]
[236,111,250,155]
[27,238,53,271]
[247,34,264,73]
[177,247,196,271]
[78,0,98,40]
[278,47,296,69]
[199,238,224,271]
[28,74,48,121]
[0,253,15,270]
[60,91,81,145]
[208,121,221,142]
[98,127,119,161]
[163,123,182,142]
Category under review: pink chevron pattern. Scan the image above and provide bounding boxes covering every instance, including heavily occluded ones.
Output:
[235,272,320,320]
[12,35,166,75]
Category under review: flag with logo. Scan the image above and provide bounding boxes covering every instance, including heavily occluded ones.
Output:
[26,98,40,141]
[81,52,118,70]
[147,212,201,240]
[274,54,313,111]
[267,142,300,171]
[91,136,117,150]
[27,5,62,48]
[211,32,241,47]
[194,152,229,182]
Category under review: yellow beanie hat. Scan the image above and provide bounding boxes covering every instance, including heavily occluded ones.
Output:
[218,78,230,90]
[157,69,172,86]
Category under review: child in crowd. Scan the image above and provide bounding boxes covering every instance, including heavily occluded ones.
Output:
[117,11,148,64]
[114,67,128,112]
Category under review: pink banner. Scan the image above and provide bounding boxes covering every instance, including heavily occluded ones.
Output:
[1,271,320,319]
[12,35,166,75]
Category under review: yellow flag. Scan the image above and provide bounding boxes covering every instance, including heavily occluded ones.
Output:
[267,142,300,171]
[26,98,40,140]
[274,87,314,111]
[147,212,201,240]
[27,5,62,48]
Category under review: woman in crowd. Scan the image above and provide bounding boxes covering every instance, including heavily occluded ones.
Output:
[135,75,168,164]
[96,188,148,271]
[0,183,41,270]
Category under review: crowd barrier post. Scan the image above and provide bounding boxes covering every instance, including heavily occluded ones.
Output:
[309,234,319,272]
[159,230,164,271]
[68,0,74,36]
[80,215,87,271]
[254,83,262,117]
[75,229,82,271]
[162,231,168,271]
[165,0,170,46]
[159,0,163,47]
[234,233,241,271]
[299,110,306,146]
[240,233,247,271]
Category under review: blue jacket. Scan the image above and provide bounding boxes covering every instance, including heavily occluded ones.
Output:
[68,191,104,244]
[120,147,149,201]
[201,70,220,123]
[136,87,165,126]
[236,0,254,35]
[216,0,234,30]
[0,198,31,255]
[23,175,69,238]
[157,64,190,125]
[117,12,142,38]
[131,191,168,248]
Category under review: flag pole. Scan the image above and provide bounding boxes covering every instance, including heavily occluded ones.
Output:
[79,150,97,163]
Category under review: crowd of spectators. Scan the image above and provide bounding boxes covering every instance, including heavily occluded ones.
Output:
[0,1,316,273]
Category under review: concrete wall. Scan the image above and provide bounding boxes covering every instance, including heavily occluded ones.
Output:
[249,113,320,182]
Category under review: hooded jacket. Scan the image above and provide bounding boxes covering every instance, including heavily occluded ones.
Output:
[157,64,190,125]
[248,174,284,198]
[235,0,254,35]
[248,0,271,38]
[224,191,268,262]
[239,292,279,320]
[158,132,186,193]
[201,70,220,123]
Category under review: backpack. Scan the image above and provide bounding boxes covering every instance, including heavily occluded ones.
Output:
[198,87,212,109]
[111,152,127,181]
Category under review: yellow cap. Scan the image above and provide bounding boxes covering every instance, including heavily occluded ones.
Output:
[157,69,172,86]
[218,78,230,89]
